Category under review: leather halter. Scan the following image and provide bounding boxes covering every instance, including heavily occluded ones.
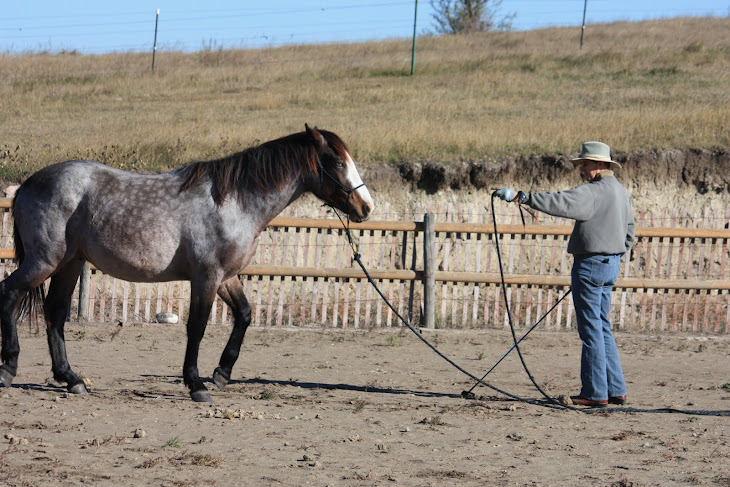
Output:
[317,159,366,212]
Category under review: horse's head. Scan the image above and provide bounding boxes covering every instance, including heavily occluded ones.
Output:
[306,124,374,223]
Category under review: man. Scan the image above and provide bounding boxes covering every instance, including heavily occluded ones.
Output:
[496,141,635,408]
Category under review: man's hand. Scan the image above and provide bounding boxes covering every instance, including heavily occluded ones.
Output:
[494,188,515,202]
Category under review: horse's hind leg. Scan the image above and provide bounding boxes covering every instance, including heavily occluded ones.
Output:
[0,261,54,387]
[212,277,252,391]
[44,259,88,394]
[0,276,25,387]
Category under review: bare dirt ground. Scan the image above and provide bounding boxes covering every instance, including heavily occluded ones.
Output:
[0,322,728,487]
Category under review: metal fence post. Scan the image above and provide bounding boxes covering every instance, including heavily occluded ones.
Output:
[423,212,435,328]
[410,0,418,75]
[151,9,160,72]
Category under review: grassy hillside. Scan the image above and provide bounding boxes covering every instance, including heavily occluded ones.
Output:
[0,17,728,180]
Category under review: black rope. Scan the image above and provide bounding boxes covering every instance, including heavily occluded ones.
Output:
[323,198,730,417]
[328,207,567,410]
[462,286,572,396]
[487,193,574,409]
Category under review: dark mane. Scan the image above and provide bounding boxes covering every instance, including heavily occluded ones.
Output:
[178,131,336,204]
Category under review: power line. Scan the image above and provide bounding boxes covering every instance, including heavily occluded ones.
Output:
[1,2,726,55]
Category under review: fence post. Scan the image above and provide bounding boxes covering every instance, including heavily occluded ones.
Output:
[78,261,91,320]
[151,9,160,72]
[423,212,435,328]
[410,0,418,75]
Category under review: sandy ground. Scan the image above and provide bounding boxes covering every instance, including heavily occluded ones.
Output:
[0,322,728,487]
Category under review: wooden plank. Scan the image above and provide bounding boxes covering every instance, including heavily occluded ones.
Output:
[110,278,118,321]
[504,210,518,328]
[687,212,699,332]
[657,208,668,330]
[364,229,373,328]
[144,283,152,322]
[262,215,730,239]
[264,230,278,327]
[462,204,473,327]
[648,213,660,331]
[134,283,141,323]
[332,229,345,328]
[472,206,484,325]
[2,211,10,248]
[714,208,729,332]
[89,271,97,321]
[636,212,647,332]
[320,229,334,325]
[700,208,711,332]
[354,277,362,329]
[300,226,312,325]
[287,210,301,327]
[375,202,390,328]
[276,226,290,327]
[342,276,351,329]
[311,227,323,323]
[122,281,129,322]
[387,228,397,327]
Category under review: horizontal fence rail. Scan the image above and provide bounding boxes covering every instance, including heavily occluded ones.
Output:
[0,198,728,334]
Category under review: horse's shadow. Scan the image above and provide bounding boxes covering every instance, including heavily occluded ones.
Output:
[127,374,461,399]
[11,382,65,394]
[236,377,462,399]
[11,380,185,400]
[8,375,462,400]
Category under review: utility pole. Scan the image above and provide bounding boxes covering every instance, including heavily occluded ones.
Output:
[410,0,418,75]
[152,9,160,72]
[579,0,588,49]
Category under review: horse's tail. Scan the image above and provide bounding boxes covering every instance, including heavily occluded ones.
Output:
[11,190,46,324]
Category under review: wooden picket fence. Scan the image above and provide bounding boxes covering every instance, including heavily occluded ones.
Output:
[0,198,728,334]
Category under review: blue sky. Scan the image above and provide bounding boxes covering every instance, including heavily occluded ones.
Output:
[2,1,728,54]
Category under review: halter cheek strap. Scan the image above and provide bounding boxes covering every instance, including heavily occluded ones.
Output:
[317,160,367,211]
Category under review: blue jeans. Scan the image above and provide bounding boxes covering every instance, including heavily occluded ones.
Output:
[571,254,626,401]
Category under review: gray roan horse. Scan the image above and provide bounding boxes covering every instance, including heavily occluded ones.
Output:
[0,125,374,402]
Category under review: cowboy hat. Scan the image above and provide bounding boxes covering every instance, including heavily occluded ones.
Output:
[572,141,621,170]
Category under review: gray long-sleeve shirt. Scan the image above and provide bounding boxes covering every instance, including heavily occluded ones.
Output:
[525,171,635,255]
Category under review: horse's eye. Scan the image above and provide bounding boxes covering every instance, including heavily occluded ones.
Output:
[335,161,345,168]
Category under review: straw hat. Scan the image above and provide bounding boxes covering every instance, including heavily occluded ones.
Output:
[572,141,621,170]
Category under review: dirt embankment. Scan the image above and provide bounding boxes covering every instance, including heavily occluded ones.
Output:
[364,148,730,216]
[2,148,728,217]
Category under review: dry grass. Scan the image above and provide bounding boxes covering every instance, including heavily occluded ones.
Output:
[0,17,728,180]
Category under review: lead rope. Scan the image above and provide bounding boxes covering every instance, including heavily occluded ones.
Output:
[478,193,571,408]
[329,206,570,411]
[324,201,730,417]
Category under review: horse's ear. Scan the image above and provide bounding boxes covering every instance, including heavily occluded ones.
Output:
[305,123,326,149]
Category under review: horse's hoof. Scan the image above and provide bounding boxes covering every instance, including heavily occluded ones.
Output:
[190,390,214,403]
[213,368,229,392]
[68,383,89,395]
[0,368,14,388]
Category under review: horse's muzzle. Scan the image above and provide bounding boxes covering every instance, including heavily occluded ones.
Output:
[348,186,374,223]
[349,202,372,223]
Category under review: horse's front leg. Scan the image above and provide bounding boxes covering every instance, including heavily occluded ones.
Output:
[184,277,221,403]
[212,277,252,391]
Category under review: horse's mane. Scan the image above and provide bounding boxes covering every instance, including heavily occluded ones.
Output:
[178,131,344,205]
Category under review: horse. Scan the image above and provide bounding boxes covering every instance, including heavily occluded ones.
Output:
[0,124,374,402]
